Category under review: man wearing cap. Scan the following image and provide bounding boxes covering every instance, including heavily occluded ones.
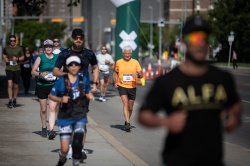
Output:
[53,28,99,160]
[3,35,24,108]
[138,16,242,166]
[32,39,59,139]
[53,37,64,55]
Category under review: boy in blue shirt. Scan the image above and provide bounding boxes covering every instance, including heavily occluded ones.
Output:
[49,55,94,166]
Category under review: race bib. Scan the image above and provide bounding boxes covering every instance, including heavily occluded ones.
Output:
[99,64,108,72]
[72,87,80,100]
[10,61,17,66]
[44,72,56,81]
[23,64,30,68]
[123,74,133,82]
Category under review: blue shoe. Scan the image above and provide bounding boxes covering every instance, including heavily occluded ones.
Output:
[99,95,103,101]
[102,96,106,102]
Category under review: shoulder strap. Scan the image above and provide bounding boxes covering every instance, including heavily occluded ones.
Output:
[63,74,71,96]
[78,75,84,92]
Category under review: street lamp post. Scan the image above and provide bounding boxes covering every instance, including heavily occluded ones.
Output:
[148,6,154,58]
[228,31,234,68]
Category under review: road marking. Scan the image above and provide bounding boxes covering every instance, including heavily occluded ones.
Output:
[242,100,250,104]
[224,142,250,152]
[88,116,149,166]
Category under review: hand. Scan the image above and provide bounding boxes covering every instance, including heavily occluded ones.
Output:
[164,111,187,134]
[105,59,109,64]
[132,73,138,78]
[114,83,118,88]
[224,111,241,132]
[91,84,97,92]
[62,96,70,103]
[39,72,47,77]
[86,92,94,100]
[5,58,10,63]
[12,56,18,61]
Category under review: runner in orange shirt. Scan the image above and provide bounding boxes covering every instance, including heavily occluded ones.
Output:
[114,45,142,132]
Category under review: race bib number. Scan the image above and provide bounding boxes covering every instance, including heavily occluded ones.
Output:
[123,74,133,82]
[44,72,56,81]
[23,64,30,68]
[99,64,108,72]
[72,87,80,100]
[10,61,17,66]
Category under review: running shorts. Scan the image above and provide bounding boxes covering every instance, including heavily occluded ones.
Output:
[118,86,136,100]
[99,72,109,84]
[6,70,21,84]
[59,121,86,140]
[36,84,53,99]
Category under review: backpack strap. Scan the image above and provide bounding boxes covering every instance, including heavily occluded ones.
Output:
[63,74,72,97]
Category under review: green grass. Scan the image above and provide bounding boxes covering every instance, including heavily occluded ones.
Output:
[213,62,250,67]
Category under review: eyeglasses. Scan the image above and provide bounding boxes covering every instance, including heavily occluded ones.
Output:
[101,48,106,50]
[73,36,84,41]
[68,62,81,66]
[53,41,60,43]
[44,45,53,48]
[184,31,208,46]
[10,40,16,42]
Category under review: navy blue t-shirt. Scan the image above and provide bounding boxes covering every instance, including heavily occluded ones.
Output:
[54,47,97,79]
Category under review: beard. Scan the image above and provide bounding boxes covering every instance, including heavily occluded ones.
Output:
[186,51,207,66]
[73,41,84,50]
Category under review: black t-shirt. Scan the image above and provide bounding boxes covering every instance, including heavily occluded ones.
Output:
[140,65,239,166]
[54,47,97,79]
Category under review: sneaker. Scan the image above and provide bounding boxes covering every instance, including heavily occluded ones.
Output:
[81,149,87,160]
[48,130,56,139]
[102,96,106,102]
[13,99,17,107]
[124,123,131,132]
[66,146,72,159]
[99,95,103,101]
[41,127,47,138]
[7,100,13,108]
[56,159,67,166]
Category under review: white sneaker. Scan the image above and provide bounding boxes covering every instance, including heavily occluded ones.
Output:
[81,149,87,160]
[102,96,106,102]
[99,96,103,101]
[66,146,72,159]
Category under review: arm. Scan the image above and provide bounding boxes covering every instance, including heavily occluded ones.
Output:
[91,64,99,92]
[53,67,67,77]
[132,70,142,78]
[114,71,119,88]
[31,57,41,77]
[2,54,10,63]
[224,101,242,132]
[138,110,187,134]
[49,93,70,103]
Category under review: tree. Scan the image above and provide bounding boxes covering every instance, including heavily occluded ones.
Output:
[12,21,67,51]
[208,0,250,62]
[13,0,46,16]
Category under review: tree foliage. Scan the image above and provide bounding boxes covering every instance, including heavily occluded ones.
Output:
[208,0,250,62]
[13,0,46,16]
[12,21,66,51]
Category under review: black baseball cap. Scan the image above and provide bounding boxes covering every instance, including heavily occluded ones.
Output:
[71,29,85,37]
[182,16,210,35]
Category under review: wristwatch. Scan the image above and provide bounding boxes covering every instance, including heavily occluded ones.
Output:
[93,82,98,85]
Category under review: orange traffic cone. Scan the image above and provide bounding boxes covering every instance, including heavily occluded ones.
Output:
[150,71,154,79]
[145,72,149,79]
[142,67,146,79]
[163,69,166,75]
[158,58,161,75]
[147,62,153,73]
[155,70,159,77]
[107,78,110,85]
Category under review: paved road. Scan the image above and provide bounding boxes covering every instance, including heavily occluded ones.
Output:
[0,59,250,166]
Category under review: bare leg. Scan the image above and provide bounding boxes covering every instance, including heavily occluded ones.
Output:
[49,99,57,131]
[39,99,48,128]
[121,95,129,123]
[7,80,13,100]
[128,99,135,118]
[13,83,19,99]
[100,79,104,96]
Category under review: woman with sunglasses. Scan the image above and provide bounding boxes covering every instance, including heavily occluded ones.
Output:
[49,55,93,166]
[20,46,33,95]
[31,39,59,139]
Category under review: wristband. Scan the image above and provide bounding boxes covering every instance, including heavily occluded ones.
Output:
[93,82,98,85]
[17,58,19,62]
[39,72,41,76]
[137,74,141,78]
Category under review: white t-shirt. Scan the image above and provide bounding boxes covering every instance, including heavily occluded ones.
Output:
[96,53,114,74]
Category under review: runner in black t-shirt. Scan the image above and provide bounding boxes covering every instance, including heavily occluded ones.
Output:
[138,17,242,166]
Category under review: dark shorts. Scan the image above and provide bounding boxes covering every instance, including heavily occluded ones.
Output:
[36,84,53,99]
[6,70,21,84]
[118,86,136,100]
[99,72,109,84]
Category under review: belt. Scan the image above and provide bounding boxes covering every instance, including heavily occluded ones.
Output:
[38,78,56,84]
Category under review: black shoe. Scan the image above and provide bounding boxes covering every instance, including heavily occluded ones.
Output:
[56,158,67,166]
[48,130,56,140]
[25,90,28,95]
[7,100,13,108]
[13,99,17,107]
[125,123,131,132]
[41,127,47,138]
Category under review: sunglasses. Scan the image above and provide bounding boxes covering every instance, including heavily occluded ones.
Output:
[101,48,106,50]
[68,62,81,66]
[44,45,53,48]
[53,41,60,43]
[10,40,16,42]
[73,36,84,41]
[184,31,208,46]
